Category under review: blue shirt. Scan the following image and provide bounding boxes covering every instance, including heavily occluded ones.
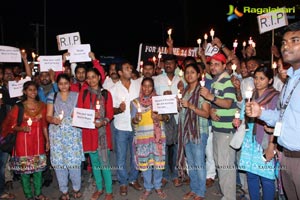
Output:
[38,83,58,103]
[260,67,300,151]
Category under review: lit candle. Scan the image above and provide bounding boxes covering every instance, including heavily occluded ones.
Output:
[231,64,237,74]
[96,100,100,110]
[252,42,256,48]
[59,110,64,120]
[167,28,172,39]
[245,88,253,102]
[233,39,238,53]
[243,41,246,48]
[204,33,208,40]
[197,38,202,49]
[137,102,142,120]
[200,73,205,87]
[0,93,2,99]
[210,29,215,40]
[140,61,143,73]
[272,62,277,69]
[248,37,253,46]
[32,52,36,61]
[178,69,184,78]
[168,80,172,88]
[27,118,32,126]
[158,52,162,67]
[21,49,25,53]
[177,89,182,99]
[235,110,240,119]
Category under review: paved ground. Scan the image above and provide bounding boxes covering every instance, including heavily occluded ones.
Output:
[7,169,235,200]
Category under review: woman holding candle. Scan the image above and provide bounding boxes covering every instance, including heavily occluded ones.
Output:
[237,66,279,200]
[46,73,84,200]
[131,77,167,200]
[1,81,49,200]
[177,63,210,200]
[77,68,114,200]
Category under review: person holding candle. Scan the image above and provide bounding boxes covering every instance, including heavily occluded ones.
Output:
[238,65,279,200]
[77,68,114,200]
[200,52,238,200]
[131,77,168,200]
[1,81,50,200]
[46,73,85,200]
[178,63,210,200]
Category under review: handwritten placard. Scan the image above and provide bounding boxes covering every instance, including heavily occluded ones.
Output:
[39,56,63,72]
[8,77,31,98]
[0,46,22,63]
[257,8,288,34]
[56,32,81,51]
[72,107,95,129]
[152,95,178,114]
[204,43,219,57]
[68,44,91,63]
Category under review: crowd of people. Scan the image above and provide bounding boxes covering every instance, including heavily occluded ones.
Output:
[0,21,300,200]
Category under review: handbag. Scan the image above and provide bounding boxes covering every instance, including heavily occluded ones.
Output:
[230,119,246,150]
[0,103,24,154]
[164,114,178,145]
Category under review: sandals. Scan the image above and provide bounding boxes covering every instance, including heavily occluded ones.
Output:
[91,190,103,200]
[34,194,49,200]
[139,190,151,200]
[155,189,167,199]
[0,192,15,199]
[59,193,70,200]
[73,190,82,199]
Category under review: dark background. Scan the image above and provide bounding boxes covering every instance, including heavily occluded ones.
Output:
[0,0,299,66]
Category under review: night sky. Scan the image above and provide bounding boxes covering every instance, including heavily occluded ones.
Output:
[1,0,299,66]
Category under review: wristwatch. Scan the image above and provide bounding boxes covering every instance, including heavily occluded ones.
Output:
[221,44,226,49]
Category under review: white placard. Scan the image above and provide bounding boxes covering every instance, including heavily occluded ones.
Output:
[152,94,178,114]
[257,8,288,34]
[8,77,31,98]
[56,32,81,51]
[0,46,22,63]
[68,44,91,63]
[39,56,63,72]
[72,107,95,129]
[204,43,219,57]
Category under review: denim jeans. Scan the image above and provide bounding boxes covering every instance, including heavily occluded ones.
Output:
[185,133,208,197]
[0,150,9,195]
[247,171,275,200]
[163,144,178,180]
[114,128,139,185]
[142,167,163,191]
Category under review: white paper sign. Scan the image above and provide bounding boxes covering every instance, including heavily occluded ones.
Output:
[257,8,288,34]
[8,76,31,98]
[39,56,63,72]
[0,46,22,63]
[204,43,219,57]
[72,107,95,129]
[68,44,91,63]
[152,95,178,114]
[56,32,81,51]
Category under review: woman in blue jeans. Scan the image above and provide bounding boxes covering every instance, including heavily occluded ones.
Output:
[177,63,210,200]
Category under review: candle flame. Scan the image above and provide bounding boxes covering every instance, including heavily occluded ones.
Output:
[167,28,172,35]
[197,38,202,44]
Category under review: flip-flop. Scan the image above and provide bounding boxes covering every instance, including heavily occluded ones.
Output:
[0,192,15,199]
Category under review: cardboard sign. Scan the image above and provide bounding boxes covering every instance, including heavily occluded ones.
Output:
[257,8,288,34]
[8,77,31,98]
[56,32,81,51]
[0,46,22,63]
[39,56,63,72]
[72,107,95,129]
[152,95,178,114]
[68,44,91,63]
[204,43,219,57]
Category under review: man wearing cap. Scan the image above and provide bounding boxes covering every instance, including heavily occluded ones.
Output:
[200,53,238,200]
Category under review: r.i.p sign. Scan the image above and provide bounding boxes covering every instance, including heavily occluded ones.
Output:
[257,7,288,34]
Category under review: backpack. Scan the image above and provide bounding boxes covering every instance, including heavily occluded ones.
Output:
[0,103,24,154]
